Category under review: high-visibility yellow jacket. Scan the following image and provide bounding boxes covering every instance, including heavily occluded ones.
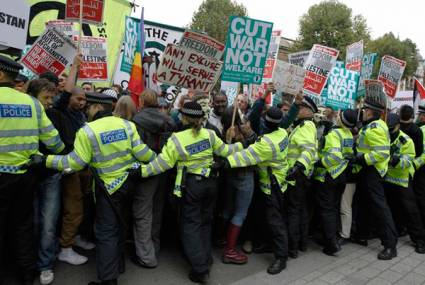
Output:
[414,125,425,169]
[46,116,155,194]
[356,119,390,177]
[0,86,64,174]
[227,128,289,195]
[287,119,318,181]
[385,130,415,188]
[315,127,354,182]
[140,127,242,197]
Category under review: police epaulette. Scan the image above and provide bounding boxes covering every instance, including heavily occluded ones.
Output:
[369,122,377,129]
[399,135,407,145]
[256,136,263,142]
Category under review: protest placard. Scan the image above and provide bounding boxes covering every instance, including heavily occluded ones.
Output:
[250,83,273,105]
[0,0,30,50]
[46,20,77,37]
[222,16,273,84]
[156,44,222,93]
[345,40,363,72]
[323,66,360,110]
[221,81,239,105]
[288,50,310,67]
[365,79,388,108]
[262,30,281,83]
[303,44,339,96]
[74,36,107,81]
[119,16,140,75]
[21,28,77,76]
[65,0,104,25]
[180,31,224,61]
[391,91,413,110]
[272,60,304,96]
[357,53,378,97]
[378,55,406,98]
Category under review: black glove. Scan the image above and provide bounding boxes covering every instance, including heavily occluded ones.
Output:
[128,166,143,183]
[390,155,401,167]
[242,132,257,148]
[315,159,323,168]
[212,158,230,170]
[23,154,46,170]
[286,162,305,181]
[353,153,367,167]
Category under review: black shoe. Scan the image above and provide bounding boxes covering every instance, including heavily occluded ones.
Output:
[377,248,397,260]
[350,237,368,246]
[397,228,408,237]
[323,243,341,256]
[130,255,157,269]
[252,243,273,254]
[288,250,298,259]
[337,236,349,246]
[267,259,287,275]
[415,241,425,254]
[188,272,209,284]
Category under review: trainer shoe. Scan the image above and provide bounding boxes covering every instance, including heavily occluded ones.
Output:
[75,235,96,250]
[40,270,54,285]
[58,247,88,265]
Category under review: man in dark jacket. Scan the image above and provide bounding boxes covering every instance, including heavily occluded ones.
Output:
[399,105,423,158]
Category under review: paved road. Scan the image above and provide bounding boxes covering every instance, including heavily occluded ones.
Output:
[5,236,425,284]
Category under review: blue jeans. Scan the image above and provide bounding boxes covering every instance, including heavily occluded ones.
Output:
[223,170,254,226]
[34,173,62,271]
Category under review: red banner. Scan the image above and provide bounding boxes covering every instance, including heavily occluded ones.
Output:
[65,0,104,25]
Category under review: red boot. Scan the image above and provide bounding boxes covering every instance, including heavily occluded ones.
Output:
[222,223,248,264]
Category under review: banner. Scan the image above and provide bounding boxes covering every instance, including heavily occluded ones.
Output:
[21,28,77,76]
[272,60,304,96]
[46,20,77,37]
[323,66,360,110]
[0,0,30,50]
[222,16,273,84]
[221,81,239,105]
[119,16,140,74]
[391,91,413,110]
[180,30,224,60]
[288,50,310,67]
[156,44,222,93]
[262,30,281,83]
[378,55,406,98]
[74,36,107,80]
[345,40,363,72]
[357,53,378,97]
[65,0,104,25]
[303,44,339,96]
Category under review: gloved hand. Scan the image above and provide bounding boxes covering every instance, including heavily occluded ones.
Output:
[212,158,230,170]
[22,154,46,170]
[315,159,324,168]
[128,166,143,183]
[242,132,257,148]
[286,162,305,181]
[390,155,401,167]
[353,153,367,167]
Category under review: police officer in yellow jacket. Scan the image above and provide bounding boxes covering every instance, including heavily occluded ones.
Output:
[225,107,290,275]
[353,80,398,260]
[414,104,425,229]
[0,55,65,285]
[384,113,425,254]
[315,109,357,256]
[29,95,156,285]
[134,101,245,283]
[285,96,318,258]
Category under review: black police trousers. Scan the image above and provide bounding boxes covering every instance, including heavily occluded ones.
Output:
[180,175,217,275]
[264,187,288,260]
[316,172,346,248]
[95,178,134,282]
[286,176,309,252]
[0,171,37,281]
[356,167,397,248]
[385,181,425,244]
[414,166,425,226]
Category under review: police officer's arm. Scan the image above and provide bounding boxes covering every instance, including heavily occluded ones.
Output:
[209,130,243,157]
[321,130,344,169]
[295,122,318,169]
[227,138,270,168]
[129,123,156,162]
[46,128,92,171]
[140,134,179,178]
[364,126,390,165]
[38,101,65,154]
[397,139,415,169]
[280,104,299,129]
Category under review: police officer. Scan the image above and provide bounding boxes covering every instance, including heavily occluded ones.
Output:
[414,104,425,226]
[225,107,290,275]
[315,109,357,256]
[384,113,425,254]
[29,95,156,285]
[135,101,245,283]
[286,96,318,258]
[0,55,65,285]
[353,81,398,260]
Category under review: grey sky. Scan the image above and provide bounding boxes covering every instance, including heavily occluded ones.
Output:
[134,0,424,57]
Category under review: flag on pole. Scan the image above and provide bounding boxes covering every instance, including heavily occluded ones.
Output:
[413,78,425,103]
[128,7,145,107]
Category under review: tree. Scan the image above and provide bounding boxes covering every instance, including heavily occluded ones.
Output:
[367,33,419,78]
[189,0,248,44]
[293,0,370,59]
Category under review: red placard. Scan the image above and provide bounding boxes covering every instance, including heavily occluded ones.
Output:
[74,36,108,81]
[65,0,104,25]
[377,55,406,98]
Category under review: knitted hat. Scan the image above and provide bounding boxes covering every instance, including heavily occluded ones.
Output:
[86,92,114,105]
[180,101,204,118]
[102,88,118,102]
[340,109,357,128]
[387,113,400,131]
[300,96,318,113]
[265,106,283,124]
[0,54,22,74]
[399,105,414,123]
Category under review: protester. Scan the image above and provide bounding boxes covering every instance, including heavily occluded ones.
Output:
[82,82,95,93]
[208,91,228,134]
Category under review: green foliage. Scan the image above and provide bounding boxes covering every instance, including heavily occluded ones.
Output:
[367,33,419,78]
[189,0,248,43]
[293,0,370,59]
